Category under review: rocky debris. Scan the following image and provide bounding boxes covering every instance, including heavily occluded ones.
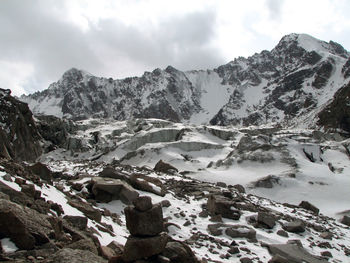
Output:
[282,220,306,233]
[0,199,51,250]
[50,248,107,263]
[252,175,280,188]
[266,243,328,263]
[91,177,139,204]
[299,201,320,215]
[154,160,179,174]
[207,223,256,241]
[129,173,166,196]
[207,194,241,220]
[68,199,102,222]
[66,238,99,255]
[340,215,350,226]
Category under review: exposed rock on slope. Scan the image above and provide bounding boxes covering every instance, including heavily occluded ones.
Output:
[0,88,42,161]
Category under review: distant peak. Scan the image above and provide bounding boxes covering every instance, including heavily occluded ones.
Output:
[276,33,348,57]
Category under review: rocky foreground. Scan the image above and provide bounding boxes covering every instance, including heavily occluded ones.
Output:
[0,157,349,262]
[0,87,350,262]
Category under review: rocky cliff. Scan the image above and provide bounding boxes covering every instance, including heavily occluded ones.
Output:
[21,33,350,130]
[0,89,42,161]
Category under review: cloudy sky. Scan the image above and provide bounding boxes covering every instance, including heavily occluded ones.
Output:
[1,0,350,96]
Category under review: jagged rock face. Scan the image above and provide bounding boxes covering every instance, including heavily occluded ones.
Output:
[0,89,42,161]
[318,81,350,133]
[22,33,350,128]
[23,67,201,122]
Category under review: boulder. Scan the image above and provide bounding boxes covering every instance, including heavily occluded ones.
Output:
[133,196,152,212]
[124,204,164,236]
[0,199,51,250]
[161,240,198,263]
[29,162,53,183]
[340,215,350,226]
[99,166,128,181]
[225,225,256,241]
[257,212,276,229]
[66,239,99,255]
[68,200,102,222]
[299,201,319,215]
[282,220,305,233]
[253,175,280,188]
[154,160,178,174]
[207,194,241,220]
[51,248,106,263]
[101,246,117,260]
[267,243,328,263]
[63,215,88,231]
[129,173,166,196]
[122,233,168,262]
[91,177,139,204]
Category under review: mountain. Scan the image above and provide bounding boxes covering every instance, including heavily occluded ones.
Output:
[1,65,350,262]
[22,33,350,131]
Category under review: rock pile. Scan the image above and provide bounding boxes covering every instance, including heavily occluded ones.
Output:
[113,196,198,263]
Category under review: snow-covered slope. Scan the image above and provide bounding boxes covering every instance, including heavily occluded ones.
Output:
[21,33,350,130]
[38,118,350,219]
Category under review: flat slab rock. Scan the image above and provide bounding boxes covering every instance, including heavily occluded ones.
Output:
[267,243,328,263]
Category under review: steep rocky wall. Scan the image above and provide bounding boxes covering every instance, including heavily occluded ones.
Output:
[0,89,42,162]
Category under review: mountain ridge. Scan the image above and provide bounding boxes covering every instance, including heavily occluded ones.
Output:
[21,33,350,131]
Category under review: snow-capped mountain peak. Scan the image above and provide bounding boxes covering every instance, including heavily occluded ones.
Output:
[21,33,350,132]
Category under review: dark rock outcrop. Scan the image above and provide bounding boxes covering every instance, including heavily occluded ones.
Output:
[0,88,42,161]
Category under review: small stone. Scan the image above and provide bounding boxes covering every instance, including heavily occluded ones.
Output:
[183,220,191,226]
[277,230,289,237]
[228,246,240,254]
[321,251,332,258]
[320,232,332,240]
[199,210,208,218]
[133,196,152,212]
[161,200,171,207]
[3,174,12,182]
[240,257,253,263]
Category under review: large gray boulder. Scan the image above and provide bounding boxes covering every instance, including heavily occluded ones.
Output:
[282,220,305,233]
[122,233,168,262]
[0,199,51,250]
[267,243,328,263]
[124,203,164,236]
[91,177,139,204]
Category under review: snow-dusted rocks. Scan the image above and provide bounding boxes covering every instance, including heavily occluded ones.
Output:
[22,34,350,130]
[91,177,139,204]
[207,194,241,220]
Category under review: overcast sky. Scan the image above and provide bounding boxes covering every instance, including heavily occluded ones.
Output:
[1,0,350,96]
